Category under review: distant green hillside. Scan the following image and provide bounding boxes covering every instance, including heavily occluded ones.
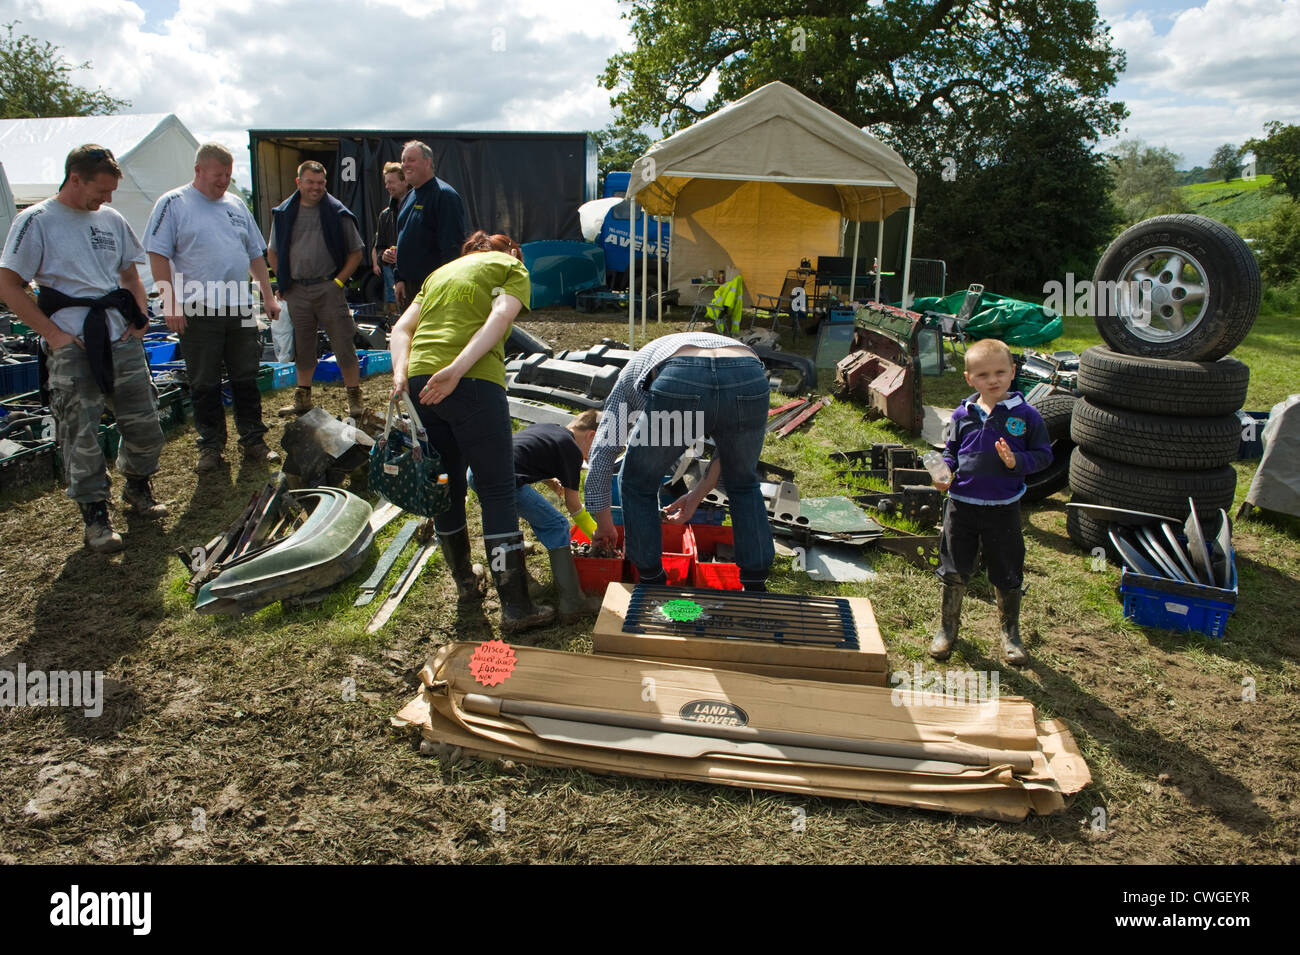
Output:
[1179,175,1287,236]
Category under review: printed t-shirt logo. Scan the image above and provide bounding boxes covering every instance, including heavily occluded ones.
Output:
[443,283,475,305]
[89,226,116,251]
[1005,416,1027,437]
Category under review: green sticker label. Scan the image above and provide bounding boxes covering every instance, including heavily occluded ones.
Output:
[660,599,704,622]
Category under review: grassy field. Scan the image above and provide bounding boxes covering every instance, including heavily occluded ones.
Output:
[0,307,1296,864]
[1179,174,1288,236]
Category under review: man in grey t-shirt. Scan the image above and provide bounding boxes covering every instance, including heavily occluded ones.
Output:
[267,161,365,419]
[146,142,281,472]
[0,144,166,553]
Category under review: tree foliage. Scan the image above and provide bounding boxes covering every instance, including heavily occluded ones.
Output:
[599,0,1128,291]
[1109,140,1184,225]
[1254,202,1300,284]
[590,121,654,193]
[1209,143,1239,183]
[0,21,128,119]
[1245,122,1300,201]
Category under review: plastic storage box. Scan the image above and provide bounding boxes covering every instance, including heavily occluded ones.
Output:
[689,523,742,590]
[1119,550,1238,638]
[630,523,696,586]
[570,525,627,595]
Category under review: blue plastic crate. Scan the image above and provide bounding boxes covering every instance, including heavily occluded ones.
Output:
[359,349,392,375]
[144,340,178,365]
[266,362,298,390]
[312,353,369,383]
[1119,550,1238,638]
[0,358,39,397]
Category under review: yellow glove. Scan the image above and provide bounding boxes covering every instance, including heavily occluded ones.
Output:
[573,508,597,539]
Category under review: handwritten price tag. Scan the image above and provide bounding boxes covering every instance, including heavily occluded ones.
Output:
[469,639,517,687]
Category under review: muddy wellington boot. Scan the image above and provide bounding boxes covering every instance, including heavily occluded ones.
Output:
[122,476,169,518]
[490,533,555,634]
[346,386,365,419]
[548,546,602,622]
[80,501,125,554]
[436,527,485,604]
[997,587,1029,667]
[278,386,312,418]
[928,581,965,661]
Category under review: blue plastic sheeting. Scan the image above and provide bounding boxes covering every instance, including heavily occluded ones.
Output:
[522,240,607,308]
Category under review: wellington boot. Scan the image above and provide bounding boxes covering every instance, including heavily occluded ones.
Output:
[80,501,124,554]
[928,581,965,660]
[490,534,554,634]
[436,527,485,604]
[346,386,365,419]
[997,587,1029,667]
[548,547,602,622]
[278,386,312,418]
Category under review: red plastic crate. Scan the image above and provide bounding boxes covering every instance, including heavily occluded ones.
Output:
[630,522,696,586]
[689,524,742,590]
[571,525,628,595]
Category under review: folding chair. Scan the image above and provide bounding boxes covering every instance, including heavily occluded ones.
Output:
[752,268,812,336]
[941,283,984,363]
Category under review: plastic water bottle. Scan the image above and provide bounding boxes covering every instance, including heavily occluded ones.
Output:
[922,451,952,485]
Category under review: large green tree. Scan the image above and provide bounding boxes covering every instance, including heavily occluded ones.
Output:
[1109,140,1184,224]
[590,120,654,193]
[0,21,128,119]
[599,0,1127,292]
[1245,121,1300,201]
[1209,143,1240,183]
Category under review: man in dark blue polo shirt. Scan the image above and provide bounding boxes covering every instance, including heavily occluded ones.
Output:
[392,140,470,307]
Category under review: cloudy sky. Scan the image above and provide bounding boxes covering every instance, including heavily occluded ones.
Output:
[2,0,1297,183]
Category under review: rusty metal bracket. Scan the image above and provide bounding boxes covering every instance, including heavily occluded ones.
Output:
[873,534,942,571]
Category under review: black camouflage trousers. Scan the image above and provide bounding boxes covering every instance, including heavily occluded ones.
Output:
[45,336,164,503]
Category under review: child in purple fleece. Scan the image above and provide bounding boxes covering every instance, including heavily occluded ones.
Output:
[929,338,1053,667]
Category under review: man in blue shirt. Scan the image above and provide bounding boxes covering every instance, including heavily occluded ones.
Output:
[392,140,470,308]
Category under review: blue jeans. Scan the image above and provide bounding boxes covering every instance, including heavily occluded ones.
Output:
[407,375,518,540]
[621,355,773,585]
[382,264,396,304]
[469,472,572,550]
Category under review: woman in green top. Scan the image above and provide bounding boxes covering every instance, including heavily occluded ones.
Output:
[389,231,553,633]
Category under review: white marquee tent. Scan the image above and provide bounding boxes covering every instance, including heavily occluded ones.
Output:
[0,113,200,241]
[624,81,918,344]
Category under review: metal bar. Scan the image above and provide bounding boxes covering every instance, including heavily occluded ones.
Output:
[768,398,808,418]
[875,196,884,301]
[628,197,636,349]
[366,536,438,633]
[641,208,649,336]
[849,220,861,301]
[775,398,827,437]
[463,695,1033,774]
[900,204,916,308]
[354,520,419,606]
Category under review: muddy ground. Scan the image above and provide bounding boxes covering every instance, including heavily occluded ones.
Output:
[0,310,1296,864]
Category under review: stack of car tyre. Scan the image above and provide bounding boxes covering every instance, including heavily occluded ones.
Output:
[1066,214,1259,553]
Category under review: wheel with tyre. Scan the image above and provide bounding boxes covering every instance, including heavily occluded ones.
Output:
[1091,214,1260,361]
[1070,397,1241,469]
[1068,447,1236,519]
[1077,346,1249,416]
[1022,392,1076,504]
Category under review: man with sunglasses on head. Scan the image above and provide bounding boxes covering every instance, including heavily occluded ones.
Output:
[0,144,166,553]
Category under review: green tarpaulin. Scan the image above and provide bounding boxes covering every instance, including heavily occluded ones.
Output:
[912,290,1062,346]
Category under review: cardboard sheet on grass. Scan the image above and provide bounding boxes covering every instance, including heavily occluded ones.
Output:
[396,642,1090,821]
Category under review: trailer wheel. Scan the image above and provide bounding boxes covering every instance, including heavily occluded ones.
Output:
[1068,447,1236,519]
[1091,214,1260,361]
[1022,393,1076,504]
[1070,398,1242,469]
[1077,346,1249,417]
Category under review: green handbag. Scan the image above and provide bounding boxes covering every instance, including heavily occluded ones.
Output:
[368,392,451,516]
